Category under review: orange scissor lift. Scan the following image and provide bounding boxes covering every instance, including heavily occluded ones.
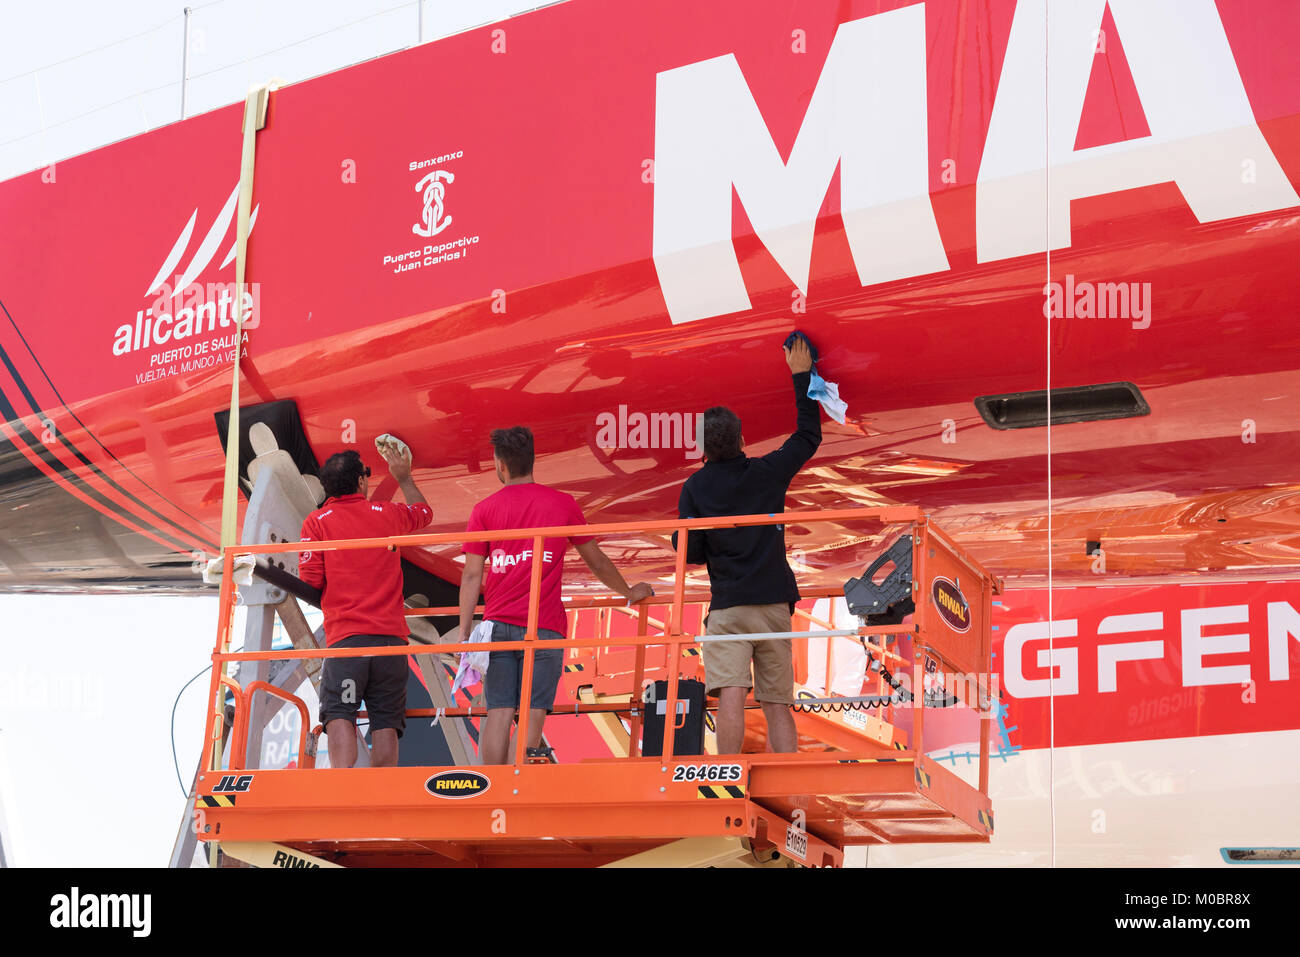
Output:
[195,507,1001,868]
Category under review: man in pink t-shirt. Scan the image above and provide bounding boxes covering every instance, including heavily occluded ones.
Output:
[458,426,653,764]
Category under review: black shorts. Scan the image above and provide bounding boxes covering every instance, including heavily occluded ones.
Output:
[319,634,408,738]
[484,621,565,713]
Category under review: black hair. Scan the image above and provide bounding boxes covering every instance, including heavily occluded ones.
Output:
[320,450,368,497]
[490,426,535,478]
[702,406,742,461]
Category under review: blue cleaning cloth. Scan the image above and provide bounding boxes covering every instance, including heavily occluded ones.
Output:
[808,370,847,424]
[784,331,847,424]
[783,330,819,362]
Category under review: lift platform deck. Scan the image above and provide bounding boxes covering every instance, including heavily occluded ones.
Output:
[192,507,1002,868]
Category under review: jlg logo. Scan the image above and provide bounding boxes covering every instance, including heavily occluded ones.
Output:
[212,773,254,793]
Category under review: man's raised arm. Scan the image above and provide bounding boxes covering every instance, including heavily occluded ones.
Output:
[760,336,822,480]
[380,444,429,511]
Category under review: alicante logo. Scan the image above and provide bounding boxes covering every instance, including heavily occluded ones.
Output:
[425,770,490,799]
[931,576,971,634]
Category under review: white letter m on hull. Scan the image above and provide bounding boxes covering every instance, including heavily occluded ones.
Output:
[652,4,948,325]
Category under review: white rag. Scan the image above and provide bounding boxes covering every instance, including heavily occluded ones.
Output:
[202,553,256,586]
[451,620,495,695]
[374,433,412,466]
[807,369,848,424]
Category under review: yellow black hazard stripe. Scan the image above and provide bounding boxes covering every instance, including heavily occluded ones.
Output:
[978,809,995,833]
[894,740,906,750]
[563,663,585,672]
[682,647,701,657]
[914,767,932,789]
[697,784,746,799]
[199,794,237,808]
[837,757,900,764]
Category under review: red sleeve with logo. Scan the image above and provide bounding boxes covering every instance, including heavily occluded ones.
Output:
[383,501,433,535]
[299,514,325,590]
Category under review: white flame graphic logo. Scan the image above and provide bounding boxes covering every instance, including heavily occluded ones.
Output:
[145,184,259,297]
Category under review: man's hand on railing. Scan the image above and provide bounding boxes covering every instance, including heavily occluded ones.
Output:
[626,583,655,605]
[575,540,655,607]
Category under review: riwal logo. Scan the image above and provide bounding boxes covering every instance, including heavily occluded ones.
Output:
[425,769,491,799]
[113,183,260,358]
[651,0,1300,325]
[932,576,971,634]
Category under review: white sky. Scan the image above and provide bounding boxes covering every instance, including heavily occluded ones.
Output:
[0,595,227,866]
[0,0,543,867]
[0,0,552,181]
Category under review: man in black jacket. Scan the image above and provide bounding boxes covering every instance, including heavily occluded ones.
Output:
[674,336,822,754]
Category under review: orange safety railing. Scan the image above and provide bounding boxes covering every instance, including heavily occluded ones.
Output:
[557,589,914,752]
[201,506,999,778]
[208,674,243,772]
[239,682,314,770]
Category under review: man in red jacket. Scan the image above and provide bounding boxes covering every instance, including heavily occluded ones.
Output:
[299,445,431,768]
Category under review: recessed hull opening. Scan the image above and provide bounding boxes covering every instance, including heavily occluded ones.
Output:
[974,382,1150,430]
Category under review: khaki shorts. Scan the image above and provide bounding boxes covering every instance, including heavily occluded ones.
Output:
[701,604,794,704]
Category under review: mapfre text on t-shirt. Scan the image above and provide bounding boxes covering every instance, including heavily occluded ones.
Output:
[463,483,592,634]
